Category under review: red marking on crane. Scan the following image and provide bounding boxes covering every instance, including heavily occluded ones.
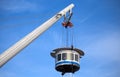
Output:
[62,21,73,28]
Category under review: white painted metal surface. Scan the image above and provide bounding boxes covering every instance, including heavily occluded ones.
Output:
[0,4,74,67]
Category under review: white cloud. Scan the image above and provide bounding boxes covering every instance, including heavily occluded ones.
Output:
[87,31,120,62]
[80,14,93,24]
[77,31,120,77]
[0,70,17,77]
[0,0,37,12]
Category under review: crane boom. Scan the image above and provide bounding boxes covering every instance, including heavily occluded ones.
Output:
[0,4,74,67]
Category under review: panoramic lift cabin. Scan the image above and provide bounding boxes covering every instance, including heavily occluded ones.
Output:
[51,47,84,75]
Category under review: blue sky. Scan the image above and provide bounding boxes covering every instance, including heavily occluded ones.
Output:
[0,0,120,77]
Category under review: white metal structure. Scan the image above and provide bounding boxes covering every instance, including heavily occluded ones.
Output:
[0,4,74,67]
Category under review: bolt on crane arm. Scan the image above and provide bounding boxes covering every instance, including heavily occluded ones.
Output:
[0,4,74,67]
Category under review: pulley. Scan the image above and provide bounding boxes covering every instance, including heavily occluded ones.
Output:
[62,11,73,28]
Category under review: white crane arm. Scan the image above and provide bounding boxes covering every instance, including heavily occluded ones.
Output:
[0,4,74,67]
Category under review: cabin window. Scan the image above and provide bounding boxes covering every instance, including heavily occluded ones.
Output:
[71,53,74,60]
[57,54,61,61]
[75,54,78,62]
[62,53,67,60]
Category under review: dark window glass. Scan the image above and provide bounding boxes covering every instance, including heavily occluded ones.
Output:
[57,54,61,61]
[71,54,74,60]
[75,54,78,61]
[62,53,67,60]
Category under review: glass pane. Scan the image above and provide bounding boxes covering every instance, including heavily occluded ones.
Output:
[62,53,67,60]
[75,54,78,61]
[71,53,74,60]
[57,54,61,61]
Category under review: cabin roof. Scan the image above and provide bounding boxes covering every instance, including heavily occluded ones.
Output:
[51,47,84,58]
